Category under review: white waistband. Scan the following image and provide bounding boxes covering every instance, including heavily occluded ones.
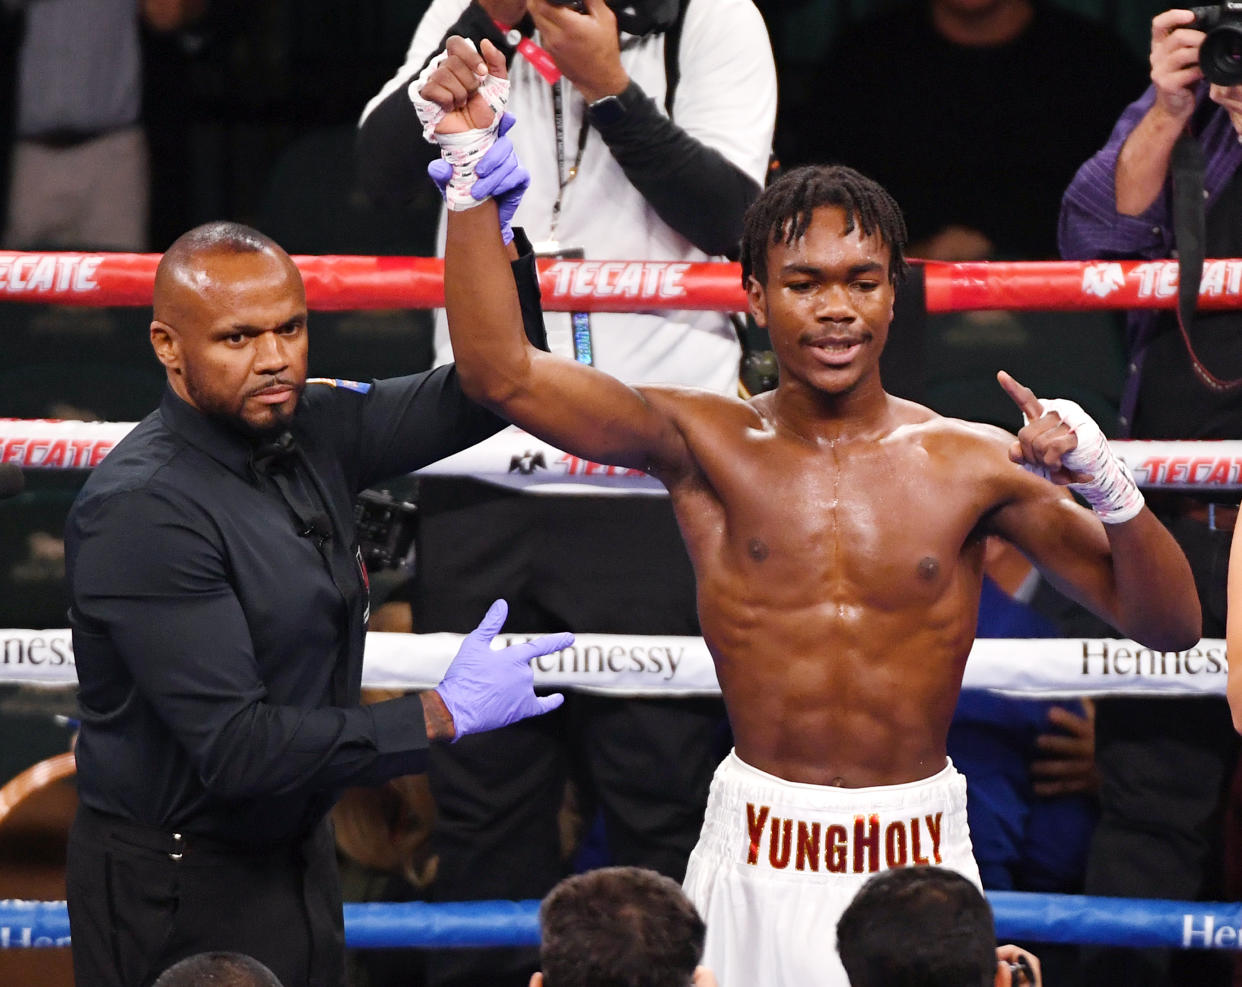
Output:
[712,750,965,815]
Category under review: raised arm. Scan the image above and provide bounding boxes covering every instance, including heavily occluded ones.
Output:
[1056,9,1242,261]
[986,372,1200,652]
[1114,9,1201,216]
[426,37,693,478]
[445,187,690,475]
[357,0,519,207]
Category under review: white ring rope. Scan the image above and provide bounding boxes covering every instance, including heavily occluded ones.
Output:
[0,628,1227,699]
[3,420,1242,493]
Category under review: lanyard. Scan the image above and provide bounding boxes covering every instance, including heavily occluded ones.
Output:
[551,84,593,364]
[493,18,561,83]
[550,80,590,246]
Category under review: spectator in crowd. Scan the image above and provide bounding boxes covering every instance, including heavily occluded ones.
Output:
[153,951,284,987]
[534,866,716,987]
[2,0,208,252]
[357,3,776,985]
[63,220,571,987]
[419,45,1200,983]
[836,866,1042,987]
[1059,8,1242,985]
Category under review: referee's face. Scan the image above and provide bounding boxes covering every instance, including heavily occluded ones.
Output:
[159,247,309,435]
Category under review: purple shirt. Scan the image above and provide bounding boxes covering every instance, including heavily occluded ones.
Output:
[1058,83,1242,434]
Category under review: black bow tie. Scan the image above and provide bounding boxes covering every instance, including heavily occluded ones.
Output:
[249,430,299,477]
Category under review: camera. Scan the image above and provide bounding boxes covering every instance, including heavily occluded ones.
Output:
[1191,3,1242,85]
[353,489,418,572]
[548,0,587,11]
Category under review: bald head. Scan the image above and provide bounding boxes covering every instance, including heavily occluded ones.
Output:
[154,222,298,322]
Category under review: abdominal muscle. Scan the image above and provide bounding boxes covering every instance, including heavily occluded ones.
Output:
[700,589,977,789]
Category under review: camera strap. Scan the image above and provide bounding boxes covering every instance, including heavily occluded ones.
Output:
[1170,126,1242,392]
[491,17,561,84]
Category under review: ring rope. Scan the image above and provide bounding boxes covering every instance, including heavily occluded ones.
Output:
[1,894,1240,951]
[2,251,1242,313]
[0,629,1226,699]
[3,420,1242,493]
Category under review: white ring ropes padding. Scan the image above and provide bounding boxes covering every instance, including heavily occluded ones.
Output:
[0,628,1228,699]
[3,419,1242,494]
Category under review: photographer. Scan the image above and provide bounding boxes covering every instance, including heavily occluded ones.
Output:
[356,3,776,986]
[1058,7,1242,986]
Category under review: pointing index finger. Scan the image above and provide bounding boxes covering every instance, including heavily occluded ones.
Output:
[997,370,1044,421]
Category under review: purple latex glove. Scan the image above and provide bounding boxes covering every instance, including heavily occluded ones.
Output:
[428,114,529,245]
[434,599,570,741]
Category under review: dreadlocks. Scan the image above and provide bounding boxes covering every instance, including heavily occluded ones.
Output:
[740,165,909,289]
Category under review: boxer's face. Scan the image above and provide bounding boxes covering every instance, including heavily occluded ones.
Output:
[154,248,308,435]
[746,205,895,398]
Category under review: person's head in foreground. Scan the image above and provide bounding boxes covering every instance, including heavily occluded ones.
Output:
[533,865,716,987]
[837,866,1039,986]
[152,950,285,986]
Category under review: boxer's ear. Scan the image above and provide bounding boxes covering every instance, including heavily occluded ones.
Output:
[745,275,768,329]
[529,973,543,987]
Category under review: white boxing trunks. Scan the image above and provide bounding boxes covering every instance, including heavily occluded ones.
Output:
[682,751,980,987]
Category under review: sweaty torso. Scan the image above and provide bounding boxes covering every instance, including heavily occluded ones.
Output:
[661,390,1012,788]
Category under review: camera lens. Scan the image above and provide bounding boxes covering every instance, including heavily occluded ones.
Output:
[1202,24,1242,85]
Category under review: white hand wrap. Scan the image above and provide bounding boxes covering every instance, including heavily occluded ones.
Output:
[1023,398,1144,525]
[408,41,511,212]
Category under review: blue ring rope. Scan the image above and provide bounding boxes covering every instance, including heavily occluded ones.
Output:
[1,893,1241,950]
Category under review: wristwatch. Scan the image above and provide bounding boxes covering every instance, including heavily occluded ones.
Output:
[587,82,640,127]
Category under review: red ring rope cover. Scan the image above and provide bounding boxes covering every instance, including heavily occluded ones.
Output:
[3,252,1242,312]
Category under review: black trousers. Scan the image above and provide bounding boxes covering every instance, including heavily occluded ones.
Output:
[66,804,346,987]
[1081,514,1240,987]
[411,480,728,987]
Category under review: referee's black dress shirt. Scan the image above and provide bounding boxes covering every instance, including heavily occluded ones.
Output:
[66,362,503,844]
